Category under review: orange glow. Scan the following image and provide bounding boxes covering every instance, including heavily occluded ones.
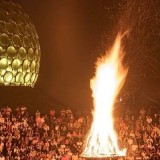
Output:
[81,33,128,157]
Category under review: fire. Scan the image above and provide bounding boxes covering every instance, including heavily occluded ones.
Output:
[81,33,128,157]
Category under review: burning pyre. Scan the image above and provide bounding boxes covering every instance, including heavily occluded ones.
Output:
[81,33,128,159]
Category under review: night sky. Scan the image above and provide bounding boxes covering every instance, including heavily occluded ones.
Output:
[1,0,160,113]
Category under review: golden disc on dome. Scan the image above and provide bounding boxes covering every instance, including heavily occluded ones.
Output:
[28,48,34,60]
[0,33,10,46]
[23,59,30,71]
[16,72,23,83]
[7,46,17,58]
[4,71,13,83]
[18,47,27,59]
[0,46,5,56]
[25,72,31,83]
[30,60,36,72]
[12,59,21,70]
[0,58,8,69]
[12,34,21,47]
[31,73,36,83]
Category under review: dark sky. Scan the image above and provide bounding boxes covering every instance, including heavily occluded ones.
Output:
[10,0,120,112]
[1,0,160,113]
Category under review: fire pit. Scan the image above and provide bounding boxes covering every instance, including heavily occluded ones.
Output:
[81,155,126,160]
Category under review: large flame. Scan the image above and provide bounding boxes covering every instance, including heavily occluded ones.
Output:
[81,33,128,157]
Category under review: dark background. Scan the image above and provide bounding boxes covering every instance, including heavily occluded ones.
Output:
[1,0,160,113]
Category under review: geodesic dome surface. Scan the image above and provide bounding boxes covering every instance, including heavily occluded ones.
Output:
[0,0,41,87]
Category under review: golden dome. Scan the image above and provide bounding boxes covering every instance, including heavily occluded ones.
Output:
[0,0,41,87]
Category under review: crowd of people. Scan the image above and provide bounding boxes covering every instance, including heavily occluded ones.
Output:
[115,107,160,160]
[0,105,159,159]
